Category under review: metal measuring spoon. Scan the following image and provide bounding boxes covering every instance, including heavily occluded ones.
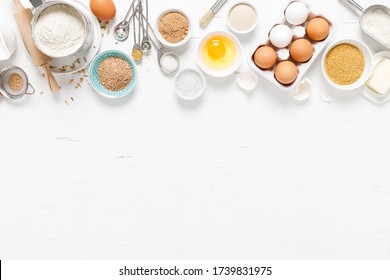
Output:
[132,3,143,62]
[113,0,136,41]
[158,48,180,74]
[140,0,152,55]
[340,0,390,49]
[137,13,180,74]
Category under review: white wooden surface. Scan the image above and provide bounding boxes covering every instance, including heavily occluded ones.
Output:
[0,0,390,259]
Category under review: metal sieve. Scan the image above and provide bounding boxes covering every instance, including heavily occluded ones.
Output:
[0,66,35,99]
[30,0,93,58]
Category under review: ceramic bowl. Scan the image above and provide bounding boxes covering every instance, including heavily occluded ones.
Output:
[0,22,17,61]
[197,31,242,78]
[89,50,137,98]
[174,68,206,100]
[321,39,373,91]
[227,1,258,35]
[156,9,192,48]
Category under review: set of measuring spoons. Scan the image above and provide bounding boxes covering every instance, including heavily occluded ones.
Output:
[113,0,180,74]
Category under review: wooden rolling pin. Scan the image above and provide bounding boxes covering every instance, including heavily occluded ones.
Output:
[13,0,60,93]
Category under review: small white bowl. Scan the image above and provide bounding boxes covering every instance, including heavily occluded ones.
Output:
[0,22,17,61]
[197,31,242,78]
[321,39,373,91]
[227,2,258,35]
[156,9,192,48]
[174,68,206,101]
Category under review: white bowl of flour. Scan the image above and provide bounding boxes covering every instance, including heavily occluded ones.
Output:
[31,1,91,58]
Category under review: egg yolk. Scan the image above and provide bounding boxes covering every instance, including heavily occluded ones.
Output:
[207,39,226,60]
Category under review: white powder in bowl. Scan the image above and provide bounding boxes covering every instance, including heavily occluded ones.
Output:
[228,3,257,33]
[160,53,179,74]
[175,69,205,100]
[34,4,86,57]
[362,10,390,46]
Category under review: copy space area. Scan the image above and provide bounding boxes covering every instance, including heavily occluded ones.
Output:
[0,0,389,259]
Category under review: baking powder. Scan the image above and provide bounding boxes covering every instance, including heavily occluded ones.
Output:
[34,4,86,57]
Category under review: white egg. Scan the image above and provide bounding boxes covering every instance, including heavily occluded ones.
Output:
[285,1,309,25]
[269,24,293,48]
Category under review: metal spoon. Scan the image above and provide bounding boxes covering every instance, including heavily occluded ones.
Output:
[141,0,152,55]
[136,13,180,73]
[340,0,390,49]
[132,4,143,62]
[113,0,136,41]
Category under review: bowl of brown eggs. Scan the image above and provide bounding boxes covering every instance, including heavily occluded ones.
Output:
[248,1,335,91]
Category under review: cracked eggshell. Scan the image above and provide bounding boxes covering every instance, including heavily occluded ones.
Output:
[290,78,312,102]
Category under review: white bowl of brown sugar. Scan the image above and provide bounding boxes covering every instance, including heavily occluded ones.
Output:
[322,39,373,91]
[156,9,192,48]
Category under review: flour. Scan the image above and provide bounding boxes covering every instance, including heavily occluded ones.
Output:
[228,4,257,32]
[362,10,390,46]
[34,4,86,57]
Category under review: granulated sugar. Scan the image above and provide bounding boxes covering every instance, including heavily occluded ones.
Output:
[325,43,365,85]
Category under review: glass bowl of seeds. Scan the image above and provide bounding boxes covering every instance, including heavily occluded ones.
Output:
[89,50,137,98]
[321,39,373,91]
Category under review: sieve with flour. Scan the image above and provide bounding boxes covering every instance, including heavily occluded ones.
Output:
[30,0,93,58]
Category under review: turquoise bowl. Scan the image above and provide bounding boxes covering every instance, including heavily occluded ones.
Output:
[89,50,137,98]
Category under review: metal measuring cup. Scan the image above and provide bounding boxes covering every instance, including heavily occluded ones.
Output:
[0,66,35,99]
[340,0,390,49]
[136,13,180,74]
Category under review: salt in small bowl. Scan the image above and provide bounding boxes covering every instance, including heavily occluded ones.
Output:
[174,68,206,101]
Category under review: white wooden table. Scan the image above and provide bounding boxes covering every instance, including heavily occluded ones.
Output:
[0,0,389,259]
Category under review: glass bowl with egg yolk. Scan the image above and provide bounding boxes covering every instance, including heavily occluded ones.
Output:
[198,31,242,77]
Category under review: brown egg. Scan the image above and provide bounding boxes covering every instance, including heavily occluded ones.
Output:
[90,0,116,20]
[306,17,330,41]
[275,61,298,85]
[290,39,314,63]
[254,46,277,70]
